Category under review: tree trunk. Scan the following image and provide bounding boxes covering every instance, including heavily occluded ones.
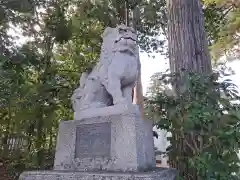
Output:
[2,101,12,156]
[36,110,44,168]
[26,122,35,152]
[167,0,212,179]
[48,127,53,153]
[167,0,212,88]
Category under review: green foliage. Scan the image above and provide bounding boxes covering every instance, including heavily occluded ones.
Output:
[0,0,239,179]
[4,149,54,180]
[44,3,72,44]
[146,68,240,180]
[203,3,227,44]
[75,0,167,53]
[203,0,240,61]
[0,1,77,177]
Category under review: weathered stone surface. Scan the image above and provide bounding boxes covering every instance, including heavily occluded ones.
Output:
[71,25,140,119]
[54,106,155,172]
[74,102,136,120]
[19,168,177,180]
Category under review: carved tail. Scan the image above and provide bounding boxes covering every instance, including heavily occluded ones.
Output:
[79,72,89,88]
[71,71,90,112]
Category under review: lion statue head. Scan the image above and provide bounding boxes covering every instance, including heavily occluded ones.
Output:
[99,24,138,66]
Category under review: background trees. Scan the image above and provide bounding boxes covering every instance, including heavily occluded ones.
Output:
[204,0,240,61]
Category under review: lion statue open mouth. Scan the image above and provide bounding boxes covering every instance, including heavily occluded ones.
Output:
[71,24,140,118]
[114,25,137,55]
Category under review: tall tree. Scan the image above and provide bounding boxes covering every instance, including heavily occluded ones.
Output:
[167,0,212,178]
[168,0,212,91]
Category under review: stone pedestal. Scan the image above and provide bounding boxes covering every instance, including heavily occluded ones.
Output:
[54,108,156,172]
[19,168,177,180]
[19,106,176,180]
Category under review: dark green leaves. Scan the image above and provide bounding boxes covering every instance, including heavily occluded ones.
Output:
[44,4,72,44]
[1,0,34,13]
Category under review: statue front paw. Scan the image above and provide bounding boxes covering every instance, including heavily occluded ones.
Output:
[114,98,133,107]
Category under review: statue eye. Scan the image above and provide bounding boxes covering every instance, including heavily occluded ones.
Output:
[119,28,127,33]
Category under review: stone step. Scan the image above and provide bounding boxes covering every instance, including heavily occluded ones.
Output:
[19,168,177,180]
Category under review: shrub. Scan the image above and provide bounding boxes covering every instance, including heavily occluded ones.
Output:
[146,69,240,180]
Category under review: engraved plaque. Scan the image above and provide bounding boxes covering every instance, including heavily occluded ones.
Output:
[75,122,111,158]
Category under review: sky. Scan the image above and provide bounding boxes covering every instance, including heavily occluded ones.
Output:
[140,53,240,95]
[140,52,169,94]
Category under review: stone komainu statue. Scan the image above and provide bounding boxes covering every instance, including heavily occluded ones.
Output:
[71,25,141,115]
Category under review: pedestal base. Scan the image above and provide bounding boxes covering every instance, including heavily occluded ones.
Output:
[19,168,177,180]
[54,106,155,172]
